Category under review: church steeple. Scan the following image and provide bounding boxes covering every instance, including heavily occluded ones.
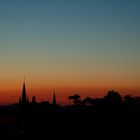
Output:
[22,81,27,102]
[19,78,28,104]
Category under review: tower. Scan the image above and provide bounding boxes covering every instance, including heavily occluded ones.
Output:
[52,90,56,105]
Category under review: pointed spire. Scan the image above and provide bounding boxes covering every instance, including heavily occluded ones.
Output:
[53,89,56,105]
[21,77,27,103]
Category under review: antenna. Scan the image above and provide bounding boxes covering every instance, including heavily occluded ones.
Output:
[23,75,25,84]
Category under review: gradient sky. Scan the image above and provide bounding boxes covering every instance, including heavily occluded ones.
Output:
[0,0,140,104]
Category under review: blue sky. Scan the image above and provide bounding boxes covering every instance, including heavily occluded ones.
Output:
[0,0,140,94]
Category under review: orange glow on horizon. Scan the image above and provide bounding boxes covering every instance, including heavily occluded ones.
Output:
[0,76,140,105]
[0,85,140,105]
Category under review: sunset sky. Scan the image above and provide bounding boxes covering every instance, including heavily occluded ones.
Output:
[0,0,140,104]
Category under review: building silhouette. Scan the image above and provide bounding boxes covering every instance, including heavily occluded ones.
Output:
[18,80,57,107]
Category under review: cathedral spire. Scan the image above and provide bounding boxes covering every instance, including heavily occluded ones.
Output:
[19,77,29,105]
[22,80,27,102]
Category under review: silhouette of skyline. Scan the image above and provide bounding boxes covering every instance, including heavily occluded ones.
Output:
[2,80,138,106]
[0,81,140,139]
[0,79,139,105]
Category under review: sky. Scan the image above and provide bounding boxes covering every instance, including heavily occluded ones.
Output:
[0,0,140,104]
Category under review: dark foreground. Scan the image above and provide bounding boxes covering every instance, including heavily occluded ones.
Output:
[0,104,140,140]
[1,90,140,139]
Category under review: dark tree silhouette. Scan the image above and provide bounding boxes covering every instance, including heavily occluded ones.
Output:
[69,94,81,105]
[124,95,135,104]
[82,97,94,106]
[104,90,122,105]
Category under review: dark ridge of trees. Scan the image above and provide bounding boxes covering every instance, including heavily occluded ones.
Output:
[0,90,140,139]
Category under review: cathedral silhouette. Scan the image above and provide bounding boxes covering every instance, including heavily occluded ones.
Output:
[19,80,57,106]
